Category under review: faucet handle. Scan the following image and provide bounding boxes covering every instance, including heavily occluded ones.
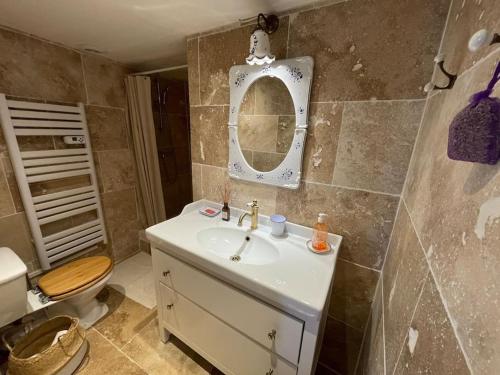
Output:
[247,199,258,208]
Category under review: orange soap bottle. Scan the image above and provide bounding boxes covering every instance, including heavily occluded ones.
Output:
[312,213,329,251]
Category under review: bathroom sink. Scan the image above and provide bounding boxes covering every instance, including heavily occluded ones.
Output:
[197,227,279,265]
[146,199,343,320]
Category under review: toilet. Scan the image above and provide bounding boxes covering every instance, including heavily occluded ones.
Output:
[0,247,28,328]
[40,256,113,329]
[0,247,113,329]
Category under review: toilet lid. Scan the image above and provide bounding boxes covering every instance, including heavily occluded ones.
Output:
[38,256,113,297]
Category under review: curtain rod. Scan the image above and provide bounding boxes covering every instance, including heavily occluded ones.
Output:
[132,64,188,76]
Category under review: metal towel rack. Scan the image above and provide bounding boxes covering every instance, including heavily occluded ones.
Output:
[0,94,107,270]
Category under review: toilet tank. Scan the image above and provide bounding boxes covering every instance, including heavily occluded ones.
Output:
[0,247,28,327]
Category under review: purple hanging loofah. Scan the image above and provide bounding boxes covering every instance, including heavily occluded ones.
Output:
[448,61,500,165]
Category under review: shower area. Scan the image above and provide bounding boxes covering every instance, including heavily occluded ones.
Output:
[127,66,193,225]
[149,69,193,219]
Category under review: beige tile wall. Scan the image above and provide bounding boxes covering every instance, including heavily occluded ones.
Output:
[186,0,450,373]
[0,27,143,274]
[361,0,500,374]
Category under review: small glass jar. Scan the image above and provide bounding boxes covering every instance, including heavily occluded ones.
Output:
[222,202,230,221]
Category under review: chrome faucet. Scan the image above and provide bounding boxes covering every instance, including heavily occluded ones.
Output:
[238,199,259,230]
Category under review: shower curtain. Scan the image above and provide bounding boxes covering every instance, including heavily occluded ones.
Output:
[125,76,166,226]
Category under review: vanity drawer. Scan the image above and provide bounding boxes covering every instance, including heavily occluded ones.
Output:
[160,284,297,375]
[152,248,304,364]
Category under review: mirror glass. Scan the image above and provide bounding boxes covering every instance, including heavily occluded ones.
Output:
[237,77,295,172]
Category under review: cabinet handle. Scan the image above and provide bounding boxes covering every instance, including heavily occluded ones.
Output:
[166,303,174,309]
[267,329,276,340]
[163,271,170,277]
[266,369,274,375]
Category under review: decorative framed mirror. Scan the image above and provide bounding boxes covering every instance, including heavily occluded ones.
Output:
[227,56,314,189]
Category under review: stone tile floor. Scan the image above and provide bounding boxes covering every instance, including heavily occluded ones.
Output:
[80,286,223,374]
[0,253,222,375]
[109,252,156,309]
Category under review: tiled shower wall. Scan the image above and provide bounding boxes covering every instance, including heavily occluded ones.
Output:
[360,0,500,374]
[186,0,450,373]
[0,27,143,273]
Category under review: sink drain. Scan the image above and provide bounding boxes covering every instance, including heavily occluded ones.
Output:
[230,255,241,262]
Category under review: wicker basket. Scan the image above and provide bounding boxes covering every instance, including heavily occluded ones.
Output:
[8,316,86,375]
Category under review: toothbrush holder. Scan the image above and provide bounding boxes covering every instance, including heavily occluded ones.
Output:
[270,214,286,236]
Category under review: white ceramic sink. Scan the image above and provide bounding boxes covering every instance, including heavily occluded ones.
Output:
[146,199,342,320]
[197,227,279,265]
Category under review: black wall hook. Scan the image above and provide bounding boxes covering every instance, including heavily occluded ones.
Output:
[424,55,457,93]
[255,13,279,34]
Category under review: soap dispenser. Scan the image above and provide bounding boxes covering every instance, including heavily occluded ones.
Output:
[312,213,329,251]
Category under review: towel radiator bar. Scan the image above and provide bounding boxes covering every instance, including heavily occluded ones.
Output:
[0,94,107,270]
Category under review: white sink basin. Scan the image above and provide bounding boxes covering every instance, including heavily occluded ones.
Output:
[197,227,279,265]
[146,199,342,320]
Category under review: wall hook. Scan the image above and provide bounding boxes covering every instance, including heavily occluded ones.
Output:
[424,54,457,93]
[468,29,500,52]
[255,13,279,34]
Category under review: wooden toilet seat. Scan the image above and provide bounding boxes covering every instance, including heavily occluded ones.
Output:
[38,256,113,301]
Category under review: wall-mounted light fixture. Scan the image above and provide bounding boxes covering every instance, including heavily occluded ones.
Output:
[246,13,279,65]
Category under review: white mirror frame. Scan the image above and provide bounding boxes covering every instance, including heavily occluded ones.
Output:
[227,56,314,189]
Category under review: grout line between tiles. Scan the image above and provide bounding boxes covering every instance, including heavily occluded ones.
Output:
[189,99,427,108]
[200,160,204,197]
[306,179,401,198]
[197,37,201,106]
[85,103,127,111]
[379,198,403,277]
[80,55,90,104]
[121,309,157,350]
[285,14,291,59]
[0,210,24,220]
[399,64,439,200]
[353,301,371,373]
[317,360,343,375]
[391,269,430,375]
[328,314,366,374]
[337,257,381,273]
[458,45,500,79]
[90,327,150,373]
[51,135,58,151]
[193,163,400,201]
[190,104,229,108]
[3,94,78,105]
[382,277,386,375]
[238,113,295,117]
[364,174,403,373]
[95,147,131,153]
[402,199,475,374]
[198,163,227,171]
[314,98,427,105]
[327,313,365,333]
[330,103,346,186]
[428,0,454,88]
[0,158,17,214]
[329,183,401,198]
[102,185,137,196]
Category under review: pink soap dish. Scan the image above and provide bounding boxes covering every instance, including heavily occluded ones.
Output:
[199,207,221,217]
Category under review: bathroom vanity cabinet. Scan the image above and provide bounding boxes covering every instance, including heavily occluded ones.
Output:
[147,200,342,375]
[153,249,301,374]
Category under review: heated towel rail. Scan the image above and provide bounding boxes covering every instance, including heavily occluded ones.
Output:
[0,94,107,270]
